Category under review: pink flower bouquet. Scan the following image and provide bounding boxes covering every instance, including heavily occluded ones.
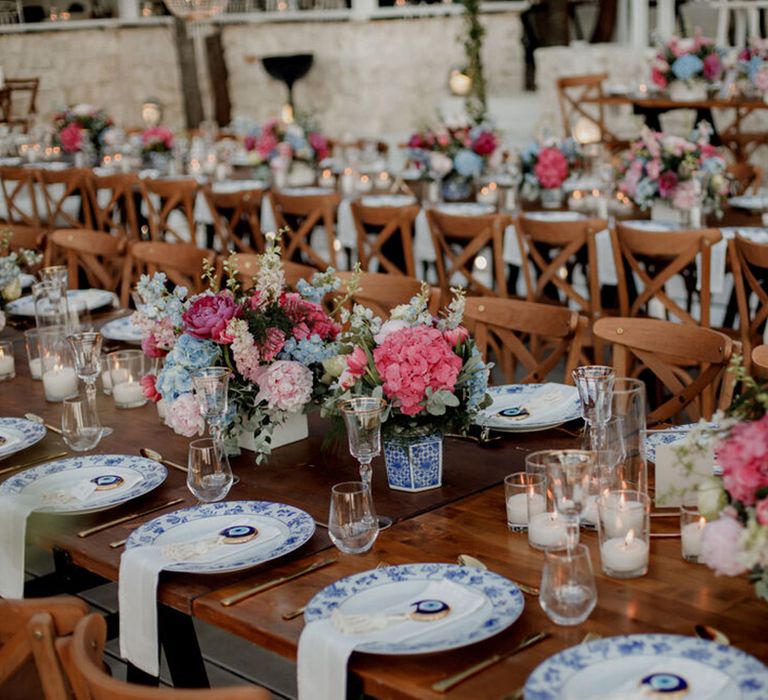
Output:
[651,33,725,89]
[520,137,581,199]
[243,117,329,169]
[52,104,113,154]
[142,126,175,154]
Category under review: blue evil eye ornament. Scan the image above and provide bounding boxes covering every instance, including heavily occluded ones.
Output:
[409,599,451,621]
[90,475,124,491]
[640,673,689,696]
[219,524,259,544]
[497,406,529,420]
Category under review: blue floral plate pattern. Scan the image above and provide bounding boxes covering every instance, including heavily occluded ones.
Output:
[0,417,46,460]
[475,384,581,432]
[304,563,524,655]
[125,500,315,574]
[524,634,768,700]
[100,314,143,344]
[6,288,117,316]
[0,454,166,514]
[645,423,717,463]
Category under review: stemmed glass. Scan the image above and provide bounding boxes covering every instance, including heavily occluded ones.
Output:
[338,397,392,529]
[66,331,112,437]
[572,365,615,451]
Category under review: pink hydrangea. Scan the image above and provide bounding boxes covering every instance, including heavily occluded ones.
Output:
[166,393,205,437]
[255,360,313,412]
[701,516,748,576]
[140,374,161,403]
[59,123,83,153]
[182,292,239,343]
[716,415,768,505]
[373,325,462,416]
[534,148,569,189]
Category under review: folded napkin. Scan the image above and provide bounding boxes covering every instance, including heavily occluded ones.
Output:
[297,579,485,700]
[119,518,280,676]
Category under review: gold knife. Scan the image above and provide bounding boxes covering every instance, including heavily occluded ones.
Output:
[0,451,68,477]
[220,557,337,607]
[432,631,550,693]
[77,497,185,538]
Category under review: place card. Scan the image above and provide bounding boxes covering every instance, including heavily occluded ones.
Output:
[654,442,716,507]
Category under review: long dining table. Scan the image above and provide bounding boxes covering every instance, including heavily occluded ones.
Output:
[1,310,767,699]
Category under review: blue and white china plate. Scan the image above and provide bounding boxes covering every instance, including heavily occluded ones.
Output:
[475,383,581,432]
[728,194,768,210]
[20,273,35,288]
[622,219,677,231]
[435,203,495,216]
[100,314,142,344]
[6,288,117,317]
[125,500,315,574]
[524,211,586,222]
[0,417,46,460]
[360,194,417,207]
[524,634,768,700]
[0,454,166,514]
[645,423,717,464]
[304,563,524,655]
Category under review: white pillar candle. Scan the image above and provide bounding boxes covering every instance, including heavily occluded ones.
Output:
[528,512,568,550]
[506,492,546,526]
[0,354,15,379]
[602,495,645,538]
[601,530,649,575]
[29,357,42,380]
[682,518,706,560]
[112,381,145,407]
[104,367,130,391]
[42,367,78,401]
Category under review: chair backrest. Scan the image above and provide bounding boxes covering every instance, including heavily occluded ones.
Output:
[121,241,213,307]
[0,78,39,130]
[350,200,419,276]
[556,73,609,142]
[60,614,271,700]
[268,190,341,270]
[140,178,199,244]
[0,166,41,228]
[464,296,588,383]
[35,167,94,231]
[334,271,427,319]
[611,222,722,327]
[50,228,124,293]
[88,172,140,242]
[0,596,88,700]
[727,162,763,195]
[203,185,265,254]
[729,234,768,368]
[752,344,768,378]
[218,253,318,292]
[593,317,738,424]
[426,209,510,303]
[1,224,44,253]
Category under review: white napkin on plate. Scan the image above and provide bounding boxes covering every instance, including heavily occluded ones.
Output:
[297,579,485,700]
[118,518,280,676]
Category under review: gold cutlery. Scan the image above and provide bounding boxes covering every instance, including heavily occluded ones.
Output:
[0,451,68,477]
[24,413,63,435]
[432,631,550,693]
[139,448,187,473]
[77,497,185,538]
[650,512,679,518]
[650,532,681,538]
[220,557,337,607]
[457,554,540,596]
[109,538,129,549]
[694,624,730,645]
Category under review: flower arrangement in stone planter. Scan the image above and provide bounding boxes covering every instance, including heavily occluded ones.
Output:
[51,104,113,155]
[0,229,42,330]
[520,137,581,206]
[651,34,725,99]
[736,39,768,98]
[323,286,491,492]
[132,234,344,462]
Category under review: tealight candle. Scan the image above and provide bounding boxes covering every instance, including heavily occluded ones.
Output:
[42,366,78,402]
[598,489,650,578]
[507,493,546,525]
[318,168,335,188]
[600,492,645,538]
[356,174,373,193]
[681,505,706,563]
[477,183,498,205]
[375,171,391,191]
[112,381,145,408]
[29,357,42,380]
[600,529,649,577]
[108,349,146,408]
[0,341,15,381]
[528,511,568,550]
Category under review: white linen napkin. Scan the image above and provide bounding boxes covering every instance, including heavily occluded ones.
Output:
[118,518,280,676]
[297,579,485,700]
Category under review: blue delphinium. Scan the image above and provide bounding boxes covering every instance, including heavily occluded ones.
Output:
[672,54,704,81]
[464,347,490,411]
[296,268,340,304]
[454,149,484,178]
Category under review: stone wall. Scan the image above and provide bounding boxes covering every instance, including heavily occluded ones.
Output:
[0,12,524,138]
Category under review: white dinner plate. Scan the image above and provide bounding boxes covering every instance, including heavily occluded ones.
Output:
[304,563,524,655]
[360,194,417,207]
[524,634,768,700]
[475,383,581,432]
[622,219,677,231]
[125,500,315,574]
[278,187,335,197]
[100,314,143,344]
[435,202,495,216]
[6,288,117,317]
[0,417,47,460]
[728,194,768,211]
[524,211,586,222]
[0,454,166,514]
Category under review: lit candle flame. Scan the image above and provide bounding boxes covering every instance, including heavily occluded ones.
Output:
[698,516,706,529]
[623,529,635,548]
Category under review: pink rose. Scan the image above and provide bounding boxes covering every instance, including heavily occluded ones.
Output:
[716,415,768,505]
[346,346,368,376]
[59,123,83,153]
[534,148,569,189]
[255,360,313,412]
[308,132,329,160]
[140,374,161,403]
[756,498,768,526]
[182,292,239,343]
[701,516,748,576]
[472,131,497,156]
[166,393,205,437]
[658,171,679,199]
[651,67,668,89]
[703,53,723,81]
[443,325,469,347]
[141,333,167,359]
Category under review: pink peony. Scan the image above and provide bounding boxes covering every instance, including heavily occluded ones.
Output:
[703,53,723,81]
[280,292,340,341]
[166,393,205,437]
[141,333,167,359]
[472,131,497,156]
[182,292,239,343]
[140,374,161,403]
[59,123,83,153]
[757,498,768,526]
[443,325,469,347]
[701,516,748,576]
[658,171,679,199]
[716,415,768,505]
[534,148,569,189]
[651,67,668,89]
[373,325,462,416]
[308,132,329,160]
[255,360,313,412]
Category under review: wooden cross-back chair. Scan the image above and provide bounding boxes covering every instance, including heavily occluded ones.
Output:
[268,190,341,270]
[121,241,213,307]
[426,210,510,304]
[727,162,763,195]
[58,614,271,700]
[35,167,94,231]
[729,234,768,368]
[50,228,125,293]
[350,200,419,276]
[217,253,318,292]
[611,222,722,327]
[594,317,738,425]
[752,344,768,378]
[88,172,140,242]
[334,271,438,319]
[0,595,88,700]
[464,297,588,384]
[203,185,265,254]
[140,178,199,244]
[1,224,45,254]
[556,73,624,150]
[0,78,39,131]
[0,166,43,233]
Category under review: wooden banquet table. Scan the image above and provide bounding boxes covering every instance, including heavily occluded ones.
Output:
[1,313,767,698]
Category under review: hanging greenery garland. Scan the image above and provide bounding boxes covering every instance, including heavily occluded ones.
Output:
[462,0,488,123]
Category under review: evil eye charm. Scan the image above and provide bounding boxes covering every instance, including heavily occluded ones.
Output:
[409,599,451,621]
[497,406,529,420]
[90,475,124,491]
[219,525,259,544]
[640,673,689,697]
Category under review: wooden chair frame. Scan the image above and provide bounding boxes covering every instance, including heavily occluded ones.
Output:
[88,172,140,242]
[334,271,428,319]
[217,253,317,292]
[729,234,768,368]
[35,167,94,231]
[556,73,623,148]
[204,186,265,254]
[50,228,125,293]
[0,78,39,130]
[0,166,41,229]
[350,200,419,276]
[140,178,199,244]
[752,344,768,377]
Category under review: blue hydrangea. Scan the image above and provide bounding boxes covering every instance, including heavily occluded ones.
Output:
[155,365,194,402]
[454,149,484,178]
[280,335,338,365]
[748,56,763,81]
[672,54,704,81]
[635,177,657,205]
[465,348,490,411]
[521,142,539,164]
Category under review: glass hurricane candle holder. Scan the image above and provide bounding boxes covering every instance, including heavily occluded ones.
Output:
[525,451,568,551]
[681,504,707,563]
[611,378,648,493]
[24,329,42,380]
[33,280,70,330]
[505,472,546,532]
[597,489,650,579]
[0,340,15,381]
[108,349,147,409]
[39,326,78,402]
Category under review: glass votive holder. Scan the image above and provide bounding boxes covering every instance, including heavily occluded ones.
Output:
[0,340,15,381]
[505,472,546,532]
[525,450,568,551]
[681,504,707,563]
[597,489,650,579]
[580,453,621,530]
[101,355,113,395]
[33,280,69,329]
[39,326,78,402]
[24,329,42,380]
[108,349,147,409]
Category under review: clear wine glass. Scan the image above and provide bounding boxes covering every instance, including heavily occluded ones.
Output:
[67,331,112,437]
[572,365,615,451]
[539,544,598,626]
[338,397,391,529]
[187,437,233,503]
[328,481,379,554]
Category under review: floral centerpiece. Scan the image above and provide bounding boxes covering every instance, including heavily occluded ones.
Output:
[142,126,174,155]
[322,286,491,492]
[616,123,731,220]
[0,229,42,331]
[736,39,768,98]
[52,104,114,156]
[520,137,581,207]
[406,120,501,200]
[133,233,344,462]
[651,34,725,100]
